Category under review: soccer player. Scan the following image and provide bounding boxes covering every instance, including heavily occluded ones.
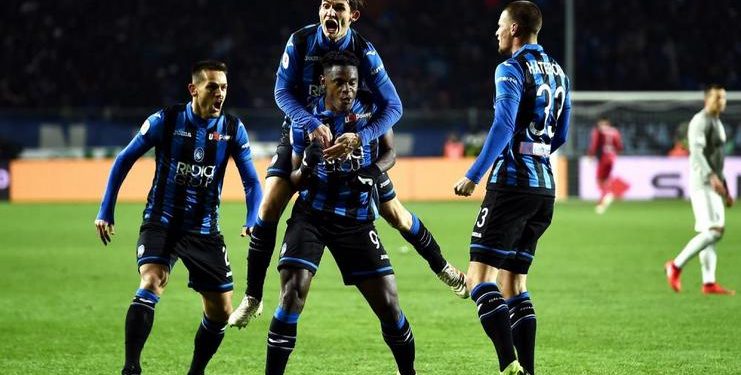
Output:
[587,117,623,214]
[453,2,570,374]
[260,51,416,375]
[665,84,735,295]
[231,0,466,327]
[94,61,262,375]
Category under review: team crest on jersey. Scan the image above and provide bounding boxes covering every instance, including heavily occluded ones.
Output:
[345,112,372,123]
[208,132,231,142]
[194,147,205,162]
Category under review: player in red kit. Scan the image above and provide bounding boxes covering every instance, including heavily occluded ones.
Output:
[588,117,624,214]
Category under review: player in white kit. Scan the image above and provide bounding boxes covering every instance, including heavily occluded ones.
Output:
[665,84,734,295]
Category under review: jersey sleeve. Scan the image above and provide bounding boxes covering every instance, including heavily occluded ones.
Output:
[465,62,523,183]
[291,121,308,156]
[355,41,403,146]
[274,34,325,133]
[96,111,163,223]
[551,80,571,153]
[231,119,263,228]
[688,114,713,181]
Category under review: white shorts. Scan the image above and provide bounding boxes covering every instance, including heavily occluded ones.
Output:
[690,188,725,232]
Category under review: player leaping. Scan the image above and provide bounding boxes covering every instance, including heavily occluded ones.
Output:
[230,0,466,328]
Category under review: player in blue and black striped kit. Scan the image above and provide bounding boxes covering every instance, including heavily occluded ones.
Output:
[95,61,262,375]
[454,2,571,374]
[260,51,416,375]
[232,0,466,329]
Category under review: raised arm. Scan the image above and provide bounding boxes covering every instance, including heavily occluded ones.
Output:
[355,42,403,146]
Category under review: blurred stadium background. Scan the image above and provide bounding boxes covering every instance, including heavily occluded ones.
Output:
[1,0,741,374]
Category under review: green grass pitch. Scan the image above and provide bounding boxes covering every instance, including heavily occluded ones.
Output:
[1,200,740,374]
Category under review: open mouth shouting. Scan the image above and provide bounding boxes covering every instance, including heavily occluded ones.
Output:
[324,18,339,37]
[212,99,223,113]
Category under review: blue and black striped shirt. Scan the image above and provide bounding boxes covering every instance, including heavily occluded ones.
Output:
[466,44,571,196]
[97,103,262,234]
[291,97,379,222]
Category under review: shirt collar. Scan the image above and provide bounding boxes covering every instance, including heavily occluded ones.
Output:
[512,43,543,58]
[316,24,353,51]
[186,102,220,129]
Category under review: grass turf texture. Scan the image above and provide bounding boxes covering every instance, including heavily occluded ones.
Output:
[1,200,740,374]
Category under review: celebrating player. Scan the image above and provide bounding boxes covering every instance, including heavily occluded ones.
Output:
[94,61,262,375]
[453,2,571,374]
[587,117,624,214]
[231,0,466,328]
[261,51,416,375]
[665,84,735,295]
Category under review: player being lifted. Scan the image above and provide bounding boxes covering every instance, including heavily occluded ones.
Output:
[230,0,466,327]
[665,84,735,295]
[94,61,262,375]
[261,51,416,375]
[454,2,570,374]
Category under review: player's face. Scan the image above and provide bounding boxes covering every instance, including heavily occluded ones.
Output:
[322,65,359,113]
[189,70,228,118]
[495,10,515,55]
[705,88,727,114]
[319,0,359,41]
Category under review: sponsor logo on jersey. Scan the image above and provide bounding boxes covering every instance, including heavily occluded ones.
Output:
[175,162,215,188]
[137,245,145,257]
[496,76,519,84]
[471,232,482,238]
[308,84,325,97]
[305,55,321,61]
[174,129,192,138]
[370,63,385,76]
[380,254,389,260]
[208,132,231,142]
[345,112,372,123]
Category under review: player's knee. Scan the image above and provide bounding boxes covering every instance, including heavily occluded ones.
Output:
[279,277,308,312]
[205,303,232,322]
[381,201,412,231]
[708,227,724,240]
[377,289,402,323]
[139,268,168,294]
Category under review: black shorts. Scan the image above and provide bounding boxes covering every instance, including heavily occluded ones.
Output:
[136,223,233,293]
[266,118,293,179]
[376,172,397,203]
[469,190,554,274]
[277,203,394,285]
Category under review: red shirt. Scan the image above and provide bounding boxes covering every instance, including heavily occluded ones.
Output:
[588,126,623,159]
